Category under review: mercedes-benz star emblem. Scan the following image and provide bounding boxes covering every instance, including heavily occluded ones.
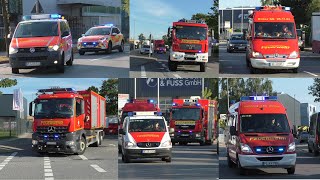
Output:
[29,48,35,53]
[146,142,151,147]
[48,126,56,133]
[266,146,274,153]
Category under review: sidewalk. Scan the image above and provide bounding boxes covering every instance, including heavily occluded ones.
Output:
[0,51,8,64]
[0,133,32,144]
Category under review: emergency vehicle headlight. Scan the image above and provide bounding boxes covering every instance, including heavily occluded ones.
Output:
[252,51,263,58]
[32,140,38,145]
[229,44,233,46]
[9,47,18,54]
[195,133,201,137]
[289,51,299,58]
[240,143,253,153]
[78,38,82,43]
[48,45,60,51]
[287,142,295,152]
[160,140,172,147]
[66,141,75,145]
[124,141,136,148]
[284,7,291,11]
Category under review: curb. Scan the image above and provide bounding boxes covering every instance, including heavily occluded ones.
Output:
[0,60,9,64]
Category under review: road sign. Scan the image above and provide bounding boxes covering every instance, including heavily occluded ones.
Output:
[224,21,230,29]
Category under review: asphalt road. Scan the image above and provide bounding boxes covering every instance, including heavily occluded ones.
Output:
[0,49,129,78]
[219,140,320,179]
[119,143,219,180]
[130,48,219,78]
[219,42,320,77]
[0,134,117,180]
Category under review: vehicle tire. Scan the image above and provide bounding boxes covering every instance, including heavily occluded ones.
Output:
[172,142,176,146]
[168,57,177,71]
[313,144,319,156]
[99,132,103,145]
[292,68,298,73]
[66,51,74,66]
[227,152,235,168]
[165,156,171,163]
[200,139,205,146]
[287,166,295,174]
[179,142,188,146]
[237,158,246,175]
[119,41,124,52]
[227,48,229,53]
[250,66,257,74]
[200,62,206,72]
[118,145,122,153]
[308,143,312,153]
[122,153,130,163]
[12,68,19,74]
[206,138,213,145]
[76,136,87,155]
[57,54,65,73]
[107,42,112,54]
[301,47,304,51]
[92,133,100,147]
[79,51,85,55]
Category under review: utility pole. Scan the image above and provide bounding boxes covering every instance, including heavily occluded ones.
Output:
[227,78,230,108]
[1,0,9,57]
[36,0,40,14]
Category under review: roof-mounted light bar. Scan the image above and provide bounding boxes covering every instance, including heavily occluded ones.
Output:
[23,14,63,21]
[38,87,77,93]
[128,111,162,116]
[240,96,277,101]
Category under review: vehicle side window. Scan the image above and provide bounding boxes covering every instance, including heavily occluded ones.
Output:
[112,28,117,34]
[116,28,120,34]
[75,98,84,117]
[310,114,316,135]
[60,21,70,37]
[123,117,129,131]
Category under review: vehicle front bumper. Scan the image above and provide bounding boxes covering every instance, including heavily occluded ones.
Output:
[170,132,203,143]
[123,148,172,159]
[228,45,247,51]
[170,51,208,63]
[77,42,107,51]
[9,51,61,69]
[31,132,78,154]
[250,58,300,69]
[238,153,296,169]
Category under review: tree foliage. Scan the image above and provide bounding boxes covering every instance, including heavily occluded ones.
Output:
[87,86,99,94]
[99,79,118,116]
[0,78,17,94]
[204,78,219,100]
[138,33,146,43]
[308,78,320,102]
[162,35,169,45]
[122,0,129,14]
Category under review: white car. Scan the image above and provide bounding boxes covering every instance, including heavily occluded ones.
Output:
[140,45,153,55]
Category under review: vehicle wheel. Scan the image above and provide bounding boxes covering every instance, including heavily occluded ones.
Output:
[200,62,206,72]
[99,132,103,145]
[12,68,19,74]
[250,66,258,74]
[168,57,177,71]
[92,133,100,147]
[227,49,229,53]
[292,68,298,73]
[76,136,87,155]
[308,143,312,153]
[227,152,235,168]
[237,158,246,175]
[119,41,124,52]
[118,145,122,153]
[165,156,171,163]
[287,166,295,174]
[200,139,205,146]
[313,145,319,156]
[122,153,130,163]
[206,138,213,145]
[37,152,46,156]
[79,51,85,55]
[301,47,304,51]
[66,51,74,66]
[56,54,65,73]
[172,142,176,146]
[107,42,112,54]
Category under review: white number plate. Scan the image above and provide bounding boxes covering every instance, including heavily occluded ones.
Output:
[47,142,57,145]
[142,150,156,154]
[238,47,245,49]
[86,45,94,48]
[262,161,278,166]
[185,54,196,58]
[26,62,41,66]
[181,134,190,137]
[269,62,284,66]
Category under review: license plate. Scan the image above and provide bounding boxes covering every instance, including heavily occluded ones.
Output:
[262,161,279,166]
[269,62,283,66]
[238,47,245,49]
[185,55,195,58]
[47,142,56,145]
[26,62,41,66]
[142,150,156,154]
[181,134,190,137]
[86,45,94,48]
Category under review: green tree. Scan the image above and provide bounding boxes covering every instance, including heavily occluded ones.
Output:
[87,86,99,94]
[138,33,146,43]
[204,78,219,100]
[162,35,169,45]
[0,78,17,94]
[308,78,320,102]
[122,0,129,14]
[202,87,213,99]
[99,79,118,116]
[1,0,9,56]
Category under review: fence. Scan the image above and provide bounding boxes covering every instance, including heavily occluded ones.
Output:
[0,117,32,138]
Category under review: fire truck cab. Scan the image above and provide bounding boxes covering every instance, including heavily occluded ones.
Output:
[245,6,300,74]
[226,96,296,175]
[9,14,73,74]
[119,111,172,163]
[308,112,320,156]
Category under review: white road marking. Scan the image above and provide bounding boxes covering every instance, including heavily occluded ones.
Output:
[304,71,318,77]
[44,156,54,180]
[78,155,88,160]
[0,152,17,172]
[109,144,116,147]
[90,164,107,172]
[90,56,111,62]
[161,64,166,68]
[173,74,182,78]
[141,66,147,78]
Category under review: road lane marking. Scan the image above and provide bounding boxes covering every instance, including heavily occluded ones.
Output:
[173,74,181,78]
[44,156,54,180]
[304,71,318,77]
[90,164,107,172]
[0,152,17,171]
[109,144,116,147]
[89,56,111,62]
[141,66,147,78]
[79,155,88,160]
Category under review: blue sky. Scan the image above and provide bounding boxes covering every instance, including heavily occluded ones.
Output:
[219,0,261,9]
[0,79,106,105]
[130,0,213,39]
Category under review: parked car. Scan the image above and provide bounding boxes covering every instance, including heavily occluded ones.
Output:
[104,116,118,135]
[140,45,153,55]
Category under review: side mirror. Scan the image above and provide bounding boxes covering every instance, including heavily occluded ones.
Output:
[230,126,236,136]
[111,33,117,36]
[61,31,69,37]
[247,36,252,41]
[81,34,85,37]
[85,116,89,122]
[29,102,33,116]
[119,129,126,135]
[169,128,175,133]
[7,34,12,39]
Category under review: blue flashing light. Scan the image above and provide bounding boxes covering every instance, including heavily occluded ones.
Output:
[50,14,61,19]
[84,42,87,45]
[255,6,262,11]
[240,96,277,101]
[148,99,154,103]
[279,148,284,152]
[128,112,133,117]
[127,99,133,103]
[172,103,177,106]
[157,112,162,116]
[189,130,192,133]
[256,148,262,152]
[103,24,114,27]
[54,134,59,138]
[44,135,48,138]
[198,50,202,53]
[23,15,31,21]
[93,42,96,45]
[178,130,181,133]
[195,103,201,107]
[284,7,291,11]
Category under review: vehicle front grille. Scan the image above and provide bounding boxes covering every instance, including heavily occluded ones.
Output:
[36,126,68,133]
[137,142,160,148]
[18,56,48,61]
[256,157,283,161]
[254,146,286,154]
[175,125,195,130]
[18,47,48,53]
[180,44,202,51]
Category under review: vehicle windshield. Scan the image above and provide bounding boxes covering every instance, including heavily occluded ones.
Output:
[143,45,150,48]
[240,114,290,133]
[171,108,201,120]
[85,27,111,36]
[129,119,166,132]
[108,117,118,124]
[254,22,296,39]
[296,30,302,37]
[157,44,165,47]
[34,99,74,119]
[230,34,244,40]
[14,22,58,38]
[175,26,207,40]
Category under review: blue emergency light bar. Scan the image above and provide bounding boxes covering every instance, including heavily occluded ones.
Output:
[240,96,277,101]
[255,6,291,11]
[23,14,62,21]
[172,103,177,106]
[147,99,154,103]
[103,24,114,27]
[38,87,77,93]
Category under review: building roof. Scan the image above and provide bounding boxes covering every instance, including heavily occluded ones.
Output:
[56,0,121,7]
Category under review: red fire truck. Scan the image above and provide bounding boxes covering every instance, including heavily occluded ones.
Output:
[153,40,166,54]
[245,6,300,73]
[226,96,296,175]
[29,88,106,155]
[167,19,209,72]
[169,98,218,146]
